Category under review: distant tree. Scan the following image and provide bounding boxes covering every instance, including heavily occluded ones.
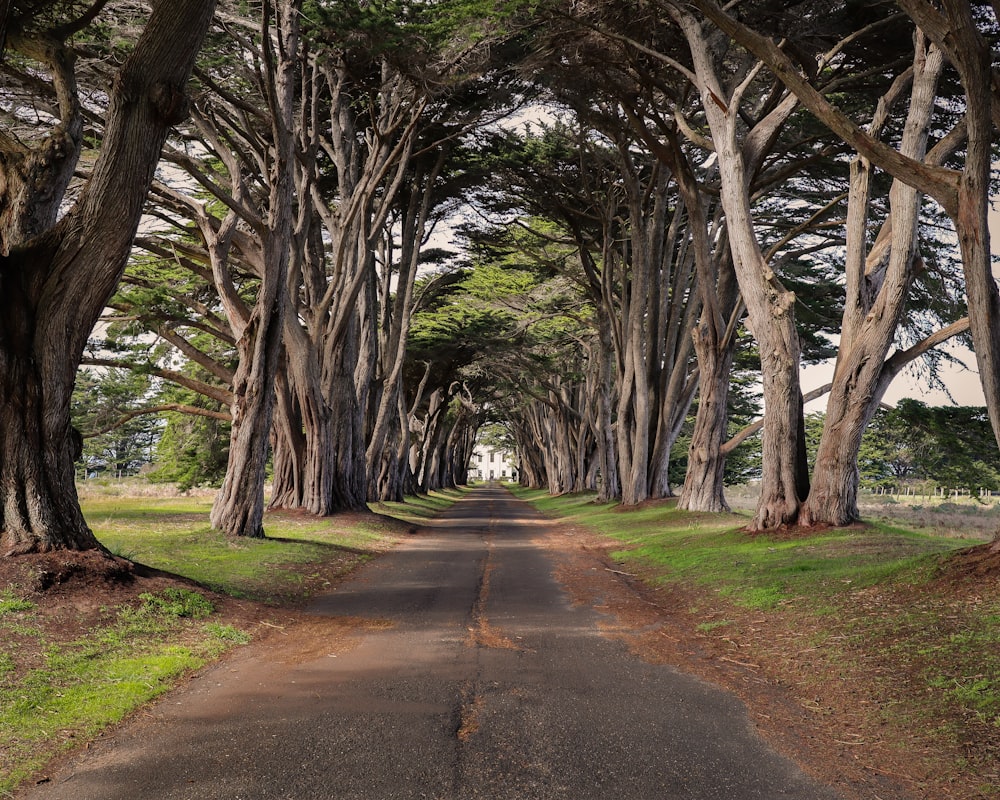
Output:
[71,369,160,480]
[147,382,231,492]
[860,400,1000,496]
[898,400,1000,495]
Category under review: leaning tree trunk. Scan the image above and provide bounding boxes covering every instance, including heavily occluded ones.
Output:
[0,0,216,555]
[677,8,807,529]
[936,6,1000,462]
[801,37,941,527]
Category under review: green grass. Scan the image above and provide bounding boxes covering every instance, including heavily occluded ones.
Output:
[511,487,972,609]
[0,587,237,792]
[0,588,35,615]
[371,488,467,523]
[85,495,392,603]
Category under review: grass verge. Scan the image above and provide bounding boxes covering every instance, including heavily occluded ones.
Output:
[0,487,463,797]
[0,587,241,792]
[512,486,1000,799]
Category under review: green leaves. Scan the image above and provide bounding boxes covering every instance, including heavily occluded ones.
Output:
[860,400,1000,495]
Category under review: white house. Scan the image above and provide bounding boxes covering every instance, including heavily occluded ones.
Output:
[468,443,517,482]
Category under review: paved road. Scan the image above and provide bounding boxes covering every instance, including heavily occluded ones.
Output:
[22,487,840,799]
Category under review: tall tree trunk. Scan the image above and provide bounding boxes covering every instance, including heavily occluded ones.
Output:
[691,0,1000,486]
[1,243,98,553]
[680,314,736,512]
[594,314,621,501]
[0,0,216,554]
[676,8,807,529]
[211,0,298,538]
[801,37,941,527]
[646,204,700,501]
[365,153,444,500]
[210,298,285,537]
[616,228,653,506]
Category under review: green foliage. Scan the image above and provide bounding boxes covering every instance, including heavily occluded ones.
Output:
[149,407,230,491]
[72,368,160,479]
[304,0,530,85]
[859,400,1000,494]
[477,422,516,452]
[138,588,214,619]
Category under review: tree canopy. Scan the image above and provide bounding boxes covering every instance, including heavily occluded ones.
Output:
[2,0,999,554]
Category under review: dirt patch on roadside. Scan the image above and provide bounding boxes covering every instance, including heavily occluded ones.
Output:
[540,520,997,800]
[0,511,405,698]
[938,539,1000,582]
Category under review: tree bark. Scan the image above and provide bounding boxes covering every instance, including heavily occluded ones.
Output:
[800,36,942,527]
[210,0,299,538]
[674,7,806,529]
[365,152,445,501]
[0,0,216,555]
[690,0,1000,473]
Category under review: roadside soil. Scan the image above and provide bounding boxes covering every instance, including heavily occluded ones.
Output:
[3,504,997,799]
[544,516,1000,800]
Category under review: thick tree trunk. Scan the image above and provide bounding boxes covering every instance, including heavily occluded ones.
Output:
[800,37,941,527]
[679,318,735,513]
[210,0,298,538]
[0,0,216,554]
[0,259,100,552]
[333,312,370,509]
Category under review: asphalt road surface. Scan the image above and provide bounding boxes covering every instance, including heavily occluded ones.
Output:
[22,486,841,800]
